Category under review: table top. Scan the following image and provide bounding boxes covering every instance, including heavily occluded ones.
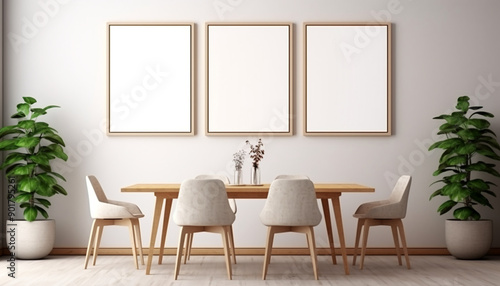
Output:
[121,183,374,199]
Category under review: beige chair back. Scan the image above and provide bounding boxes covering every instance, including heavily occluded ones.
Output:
[260,179,321,226]
[174,179,235,226]
[275,174,310,180]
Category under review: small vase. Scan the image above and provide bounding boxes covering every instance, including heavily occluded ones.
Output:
[234,168,243,185]
[250,165,261,185]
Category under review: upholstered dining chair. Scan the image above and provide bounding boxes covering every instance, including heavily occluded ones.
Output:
[84,175,144,269]
[184,174,236,264]
[352,175,412,270]
[260,178,322,280]
[173,179,236,280]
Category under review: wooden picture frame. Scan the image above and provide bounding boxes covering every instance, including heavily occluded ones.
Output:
[206,23,293,135]
[304,23,391,136]
[107,23,195,135]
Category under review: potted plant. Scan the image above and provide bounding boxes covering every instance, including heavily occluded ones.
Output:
[428,95,500,259]
[0,96,68,259]
[246,139,265,185]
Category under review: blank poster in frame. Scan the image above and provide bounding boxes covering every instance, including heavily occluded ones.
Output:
[304,23,391,136]
[206,23,293,135]
[107,23,194,135]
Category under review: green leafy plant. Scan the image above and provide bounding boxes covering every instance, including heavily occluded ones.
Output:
[428,96,500,220]
[0,97,68,221]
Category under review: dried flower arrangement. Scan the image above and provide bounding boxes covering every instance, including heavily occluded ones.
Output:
[246,138,265,168]
[232,149,246,170]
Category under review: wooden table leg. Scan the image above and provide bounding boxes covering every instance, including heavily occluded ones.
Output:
[146,195,165,275]
[331,195,350,275]
[158,198,172,265]
[321,199,337,264]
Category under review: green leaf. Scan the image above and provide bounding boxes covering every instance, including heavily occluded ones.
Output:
[29,153,51,166]
[35,206,49,219]
[442,113,466,126]
[479,136,500,150]
[456,96,470,112]
[441,183,463,196]
[429,188,443,200]
[30,108,47,119]
[23,96,37,105]
[49,144,68,160]
[470,193,492,208]
[0,139,21,151]
[445,155,467,166]
[43,105,60,112]
[437,123,460,134]
[457,129,481,140]
[44,134,66,147]
[0,125,24,139]
[471,111,494,118]
[467,179,489,191]
[24,206,38,222]
[475,144,500,160]
[9,164,35,176]
[467,118,490,129]
[15,136,40,148]
[18,177,40,192]
[17,120,35,130]
[2,152,28,167]
[429,138,464,151]
[447,173,467,183]
[437,200,457,215]
[36,184,56,197]
[36,198,51,208]
[12,193,33,203]
[442,183,470,202]
[16,102,30,117]
[456,144,476,155]
[453,206,480,220]
[53,184,68,195]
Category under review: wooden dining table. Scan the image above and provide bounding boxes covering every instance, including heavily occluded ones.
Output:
[121,183,374,275]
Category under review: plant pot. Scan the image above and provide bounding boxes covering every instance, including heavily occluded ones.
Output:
[250,166,261,185]
[234,168,243,185]
[6,219,55,259]
[445,219,492,259]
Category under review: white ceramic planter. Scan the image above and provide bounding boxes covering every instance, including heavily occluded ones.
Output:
[445,219,492,259]
[6,219,55,259]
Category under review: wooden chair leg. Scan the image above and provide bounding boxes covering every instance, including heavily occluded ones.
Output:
[221,226,233,280]
[397,220,411,269]
[134,219,144,266]
[183,233,192,264]
[360,219,371,270]
[390,221,402,266]
[305,226,319,280]
[352,218,364,266]
[127,219,139,269]
[229,226,236,264]
[262,226,276,280]
[84,220,98,269]
[174,227,188,280]
[92,224,104,266]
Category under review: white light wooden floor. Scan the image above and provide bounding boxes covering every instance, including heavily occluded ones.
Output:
[1,255,499,286]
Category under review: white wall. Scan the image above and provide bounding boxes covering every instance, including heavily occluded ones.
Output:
[3,0,500,249]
